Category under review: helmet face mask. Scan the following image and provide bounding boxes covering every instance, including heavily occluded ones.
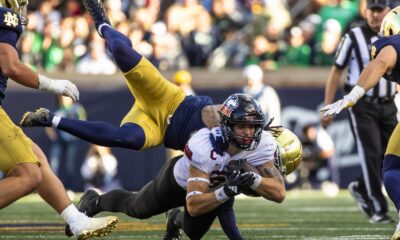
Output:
[379,6,400,37]
[0,0,29,26]
[219,94,266,151]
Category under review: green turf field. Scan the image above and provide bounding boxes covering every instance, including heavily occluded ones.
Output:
[0,190,396,239]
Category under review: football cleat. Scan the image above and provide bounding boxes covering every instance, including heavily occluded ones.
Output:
[82,0,111,36]
[19,108,53,127]
[69,215,118,240]
[348,181,373,218]
[163,208,182,240]
[369,213,394,224]
[392,226,400,240]
[66,190,101,237]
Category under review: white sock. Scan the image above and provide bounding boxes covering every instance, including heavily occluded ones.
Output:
[98,23,111,37]
[52,116,61,128]
[61,204,85,224]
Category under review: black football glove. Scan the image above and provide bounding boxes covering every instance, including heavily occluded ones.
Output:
[209,127,228,156]
[223,170,256,198]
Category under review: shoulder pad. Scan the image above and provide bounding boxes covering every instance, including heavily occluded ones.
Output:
[0,7,22,36]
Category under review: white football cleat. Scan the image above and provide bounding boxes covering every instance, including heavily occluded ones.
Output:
[70,215,118,240]
[392,230,400,240]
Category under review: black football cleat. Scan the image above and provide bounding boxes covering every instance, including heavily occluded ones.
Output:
[82,0,110,36]
[65,190,101,237]
[163,208,182,240]
[19,108,53,127]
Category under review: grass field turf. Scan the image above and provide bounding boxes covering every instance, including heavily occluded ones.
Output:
[0,190,396,239]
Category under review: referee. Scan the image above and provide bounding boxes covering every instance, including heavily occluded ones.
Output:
[320,0,396,223]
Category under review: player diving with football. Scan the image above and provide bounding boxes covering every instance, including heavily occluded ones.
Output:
[0,0,117,239]
[321,6,400,240]
[70,94,301,240]
[17,1,302,239]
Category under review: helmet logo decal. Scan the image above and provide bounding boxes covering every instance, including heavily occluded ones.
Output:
[3,12,18,27]
[220,98,239,117]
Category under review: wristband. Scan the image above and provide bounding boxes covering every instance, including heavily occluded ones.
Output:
[38,74,53,91]
[215,187,230,202]
[250,173,262,190]
[348,85,365,102]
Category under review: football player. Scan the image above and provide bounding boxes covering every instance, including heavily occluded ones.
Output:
[69,94,287,240]
[19,0,221,153]
[320,6,400,240]
[0,0,117,239]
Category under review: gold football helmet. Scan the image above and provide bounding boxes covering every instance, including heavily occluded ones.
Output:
[269,127,303,176]
[380,6,400,37]
[0,0,29,26]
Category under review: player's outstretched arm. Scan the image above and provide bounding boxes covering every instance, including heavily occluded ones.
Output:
[357,45,397,91]
[254,161,286,203]
[320,45,397,117]
[0,43,79,101]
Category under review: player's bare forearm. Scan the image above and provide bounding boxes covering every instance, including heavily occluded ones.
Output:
[186,191,223,217]
[255,162,286,203]
[186,165,222,216]
[357,46,396,92]
[202,104,222,128]
[0,43,39,89]
[324,66,343,105]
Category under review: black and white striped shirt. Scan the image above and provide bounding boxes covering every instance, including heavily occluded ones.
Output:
[334,24,396,98]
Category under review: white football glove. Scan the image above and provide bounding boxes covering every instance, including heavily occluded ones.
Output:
[320,85,365,117]
[39,75,80,101]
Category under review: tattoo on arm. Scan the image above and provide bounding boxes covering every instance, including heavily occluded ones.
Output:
[260,165,284,183]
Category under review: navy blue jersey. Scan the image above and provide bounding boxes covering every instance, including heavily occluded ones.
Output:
[164,95,213,150]
[372,35,400,83]
[0,7,23,105]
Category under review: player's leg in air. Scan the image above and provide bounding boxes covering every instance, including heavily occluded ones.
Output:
[20,0,186,151]
[383,124,400,240]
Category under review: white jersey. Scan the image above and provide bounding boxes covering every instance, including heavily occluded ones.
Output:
[173,128,276,190]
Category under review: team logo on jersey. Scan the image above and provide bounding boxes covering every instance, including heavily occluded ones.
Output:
[3,12,19,28]
[371,45,376,59]
[220,98,238,117]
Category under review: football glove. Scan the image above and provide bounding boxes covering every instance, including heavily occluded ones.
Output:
[223,170,256,198]
[39,75,80,101]
[209,126,228,156]
[321,85,365,117]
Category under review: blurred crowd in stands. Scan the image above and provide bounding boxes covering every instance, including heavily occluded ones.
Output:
[19,0,373,74]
